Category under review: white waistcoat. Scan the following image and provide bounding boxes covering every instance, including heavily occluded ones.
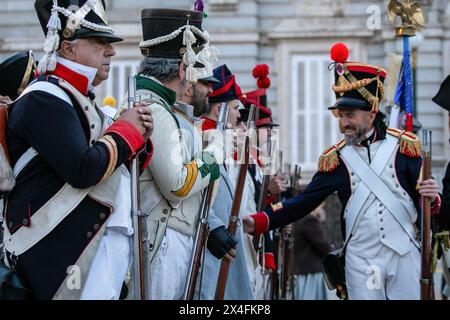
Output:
[343,140,419,259]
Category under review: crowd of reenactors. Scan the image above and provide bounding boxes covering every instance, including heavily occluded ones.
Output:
[0,0,449,300]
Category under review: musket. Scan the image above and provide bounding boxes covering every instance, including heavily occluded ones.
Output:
[253,126,274,251]
[183,103,229,300]
[281,163,294,300]
[271,150,284,300]
[214,105,256,300]
[281,225,294,300]
[283,164,302,300]
[420,129,434,300]
[271,229,281,300]
[128,76,147,300]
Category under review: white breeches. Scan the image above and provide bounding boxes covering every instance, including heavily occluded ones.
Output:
[345,245,420,300]
[80,229,131,300]
[148,228,193,300]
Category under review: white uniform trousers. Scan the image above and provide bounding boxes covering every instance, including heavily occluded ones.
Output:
[80,229,131,300]
[345,244,420,300]
[148,227,193,300]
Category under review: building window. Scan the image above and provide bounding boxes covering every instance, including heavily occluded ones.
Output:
[96,60,140,107]
[290,54,340,171]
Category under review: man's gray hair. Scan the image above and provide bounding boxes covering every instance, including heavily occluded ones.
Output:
[138,57,181,84]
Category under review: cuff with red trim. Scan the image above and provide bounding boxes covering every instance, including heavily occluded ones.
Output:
[260,253,276,271]
[431,195,441,216]
[250,212,270,236]
[105,120,144,159]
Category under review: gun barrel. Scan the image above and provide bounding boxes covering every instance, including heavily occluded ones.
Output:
[183,103,229,300]
[420,129,433,300]
[128,76,146,300]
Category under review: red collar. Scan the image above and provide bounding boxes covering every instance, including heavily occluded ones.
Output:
[200,116,217,131]
[47,63,90,96]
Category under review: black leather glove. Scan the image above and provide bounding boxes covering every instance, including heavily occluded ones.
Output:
[207,226,238,260]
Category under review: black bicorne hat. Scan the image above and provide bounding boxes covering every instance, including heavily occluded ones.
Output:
[0,51,37,101]
[35,0,122,43]
[432,75,450,112]
[35,0,122,74]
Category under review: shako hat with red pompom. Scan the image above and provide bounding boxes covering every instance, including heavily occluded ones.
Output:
[329,42,387,114]
[240,64,278,127]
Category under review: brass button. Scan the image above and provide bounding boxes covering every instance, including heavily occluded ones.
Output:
[93,224,100,231]
[22,218,29,225]
[63,28,74,39]
[379,211,382,214]
[99,213,106,220]
[87,232,93,239]
[380,227,384,231]
[163,209,168,214]
[161,217,167,223]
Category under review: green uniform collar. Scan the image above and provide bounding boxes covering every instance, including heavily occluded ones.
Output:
[136,75,176,106]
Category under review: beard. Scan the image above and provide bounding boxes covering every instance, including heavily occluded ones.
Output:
[192,85,209,117]
[343,124,368,145]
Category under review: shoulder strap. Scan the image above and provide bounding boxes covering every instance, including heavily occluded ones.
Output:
[342,137,418,247]
[340,135,399,248]
[11,80,73,178]
[20,80,72,105]
[12,148,37,178]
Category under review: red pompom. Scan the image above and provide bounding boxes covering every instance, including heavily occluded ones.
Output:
[257,77,271,89]
[330,42,349,63]
[252,64,269,78]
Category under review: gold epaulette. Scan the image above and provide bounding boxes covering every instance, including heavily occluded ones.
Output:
[386,128,422,158]
[318,139,346,173]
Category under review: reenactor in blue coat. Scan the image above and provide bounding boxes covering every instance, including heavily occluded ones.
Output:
[3,0,153,299]
[243,43,441,300]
